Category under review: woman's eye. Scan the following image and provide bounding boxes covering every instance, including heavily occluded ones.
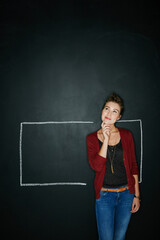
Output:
[113,110,118,113]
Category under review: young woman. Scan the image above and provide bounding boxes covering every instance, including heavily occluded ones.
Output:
[86,93,140,240]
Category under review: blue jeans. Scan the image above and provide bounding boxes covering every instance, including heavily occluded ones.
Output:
[95,186,134,240]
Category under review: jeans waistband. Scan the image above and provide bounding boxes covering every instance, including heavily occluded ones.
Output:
[101,185,129,193]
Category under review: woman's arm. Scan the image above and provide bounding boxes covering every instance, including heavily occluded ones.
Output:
[130,174,140,213]
[98,122,111,158]
[98,138,109,158]
[133,174,140,197]
[86,135,107,172]
[86,122,110,172]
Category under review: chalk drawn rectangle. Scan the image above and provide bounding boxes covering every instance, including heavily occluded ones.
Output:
[19,119,143,187]
[19,121,94,187]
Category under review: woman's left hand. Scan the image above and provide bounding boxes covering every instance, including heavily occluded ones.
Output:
[130,197,140,213]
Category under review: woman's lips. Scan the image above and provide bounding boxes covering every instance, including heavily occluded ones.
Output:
[105,117,111,120]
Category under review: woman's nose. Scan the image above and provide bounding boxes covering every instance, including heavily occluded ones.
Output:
[107,111,111,116]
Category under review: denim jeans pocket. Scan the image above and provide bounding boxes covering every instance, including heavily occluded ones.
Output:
[96,190,108,202]
[101,190,108,196]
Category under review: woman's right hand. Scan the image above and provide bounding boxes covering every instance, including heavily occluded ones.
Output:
[97,121,110,158]
[101,121,111,141]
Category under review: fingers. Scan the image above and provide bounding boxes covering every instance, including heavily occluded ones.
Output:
[101,122,111,133]
[101,123,111,138]
[130,203,136,213]
[130,198,140,213]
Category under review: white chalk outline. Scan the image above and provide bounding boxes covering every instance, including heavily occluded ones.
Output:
[19,121,94,187]
[19,119,143,186]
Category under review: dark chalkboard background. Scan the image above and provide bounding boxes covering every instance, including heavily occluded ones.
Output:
[1,1,160,239]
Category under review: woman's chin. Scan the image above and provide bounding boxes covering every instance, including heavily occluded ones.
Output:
[104,119,111,124]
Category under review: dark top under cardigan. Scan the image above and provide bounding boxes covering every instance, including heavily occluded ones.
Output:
[99,139,128,188]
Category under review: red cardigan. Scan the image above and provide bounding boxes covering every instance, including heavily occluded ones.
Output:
[86,128,139,199]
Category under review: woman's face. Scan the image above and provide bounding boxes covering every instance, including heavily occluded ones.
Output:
[101,101,121,125]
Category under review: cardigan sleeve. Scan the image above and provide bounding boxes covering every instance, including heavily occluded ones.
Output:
[128,131,139,175]
[86,134,107,172]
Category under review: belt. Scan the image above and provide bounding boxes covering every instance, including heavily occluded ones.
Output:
[101,186,129,192]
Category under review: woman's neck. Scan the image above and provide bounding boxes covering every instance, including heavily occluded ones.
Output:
[109,125,118,133]
[99,125,118,135]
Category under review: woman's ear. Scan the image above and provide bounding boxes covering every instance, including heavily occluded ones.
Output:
[117,115,122,121]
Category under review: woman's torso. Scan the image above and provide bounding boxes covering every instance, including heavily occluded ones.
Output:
[97,128,128,188]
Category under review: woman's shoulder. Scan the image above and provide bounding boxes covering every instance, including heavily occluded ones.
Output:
[86,130,98,142]
[118,128,132,136]
[87,130,97,138]
[118,128,133,139]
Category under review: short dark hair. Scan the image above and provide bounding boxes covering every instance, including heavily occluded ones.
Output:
[102,93,124,115]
